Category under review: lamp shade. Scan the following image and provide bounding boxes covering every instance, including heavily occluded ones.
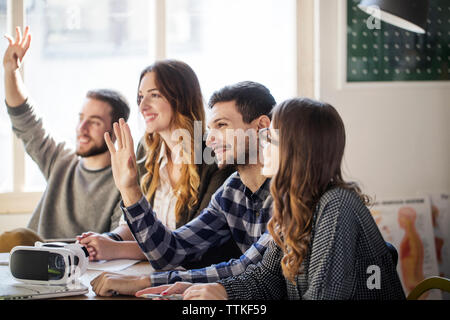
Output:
[358,0,429,34]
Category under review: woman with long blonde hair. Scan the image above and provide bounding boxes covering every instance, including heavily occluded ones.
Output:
[173,97,405,300]
[77,60,237,265]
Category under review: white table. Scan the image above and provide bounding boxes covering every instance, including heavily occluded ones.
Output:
[0,256,153,300]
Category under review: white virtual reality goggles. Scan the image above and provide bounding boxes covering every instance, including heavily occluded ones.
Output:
[9,242,89,285]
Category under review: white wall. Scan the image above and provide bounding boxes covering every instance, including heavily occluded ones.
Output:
[316,0,450,200]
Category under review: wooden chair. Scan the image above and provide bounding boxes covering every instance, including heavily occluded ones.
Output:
[406,276,450,300]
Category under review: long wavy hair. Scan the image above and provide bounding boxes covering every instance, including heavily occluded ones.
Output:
[138,60,205,223]
[267,98,370,283]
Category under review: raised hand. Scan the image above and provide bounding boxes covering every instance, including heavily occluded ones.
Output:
[104,118,143,206]
[3,26,31,72]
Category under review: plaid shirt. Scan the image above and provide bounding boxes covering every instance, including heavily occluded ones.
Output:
[122,172,273,286]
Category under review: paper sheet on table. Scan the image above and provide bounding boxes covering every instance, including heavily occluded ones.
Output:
[0,253,9,266]
[88,259,141,272]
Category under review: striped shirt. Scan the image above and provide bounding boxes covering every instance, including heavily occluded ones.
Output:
[122,172,273,286]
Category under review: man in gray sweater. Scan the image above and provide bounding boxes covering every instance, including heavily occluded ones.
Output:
[1,26,129,241]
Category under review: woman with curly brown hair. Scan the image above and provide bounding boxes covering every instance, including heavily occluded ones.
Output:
[164,97,405,300]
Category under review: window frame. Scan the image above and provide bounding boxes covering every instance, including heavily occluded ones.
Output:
[0,0,312,214]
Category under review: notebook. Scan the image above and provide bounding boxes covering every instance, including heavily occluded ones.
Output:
[0,264,88,300]
[0,282,89,300]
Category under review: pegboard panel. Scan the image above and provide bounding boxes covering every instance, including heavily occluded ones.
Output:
[347,0,450,82]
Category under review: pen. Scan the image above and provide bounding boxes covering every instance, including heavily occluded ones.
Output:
[139,293,183,300]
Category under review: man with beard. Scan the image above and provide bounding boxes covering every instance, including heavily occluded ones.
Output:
[89,80,276,296]
[0,26,129,243]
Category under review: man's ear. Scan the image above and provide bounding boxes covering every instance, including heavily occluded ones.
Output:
[255,115,271,130]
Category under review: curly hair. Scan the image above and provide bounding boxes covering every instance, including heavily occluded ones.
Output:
[267,98,370,283]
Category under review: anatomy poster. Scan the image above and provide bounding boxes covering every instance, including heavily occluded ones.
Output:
[371,197,441,299]
[430,193,450,300]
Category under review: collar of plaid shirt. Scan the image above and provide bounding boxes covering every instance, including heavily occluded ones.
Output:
[242,175,271,202]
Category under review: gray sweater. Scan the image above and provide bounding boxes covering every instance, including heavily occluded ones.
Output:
[7,100,122,239]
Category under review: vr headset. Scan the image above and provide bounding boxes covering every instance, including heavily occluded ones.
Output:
[9,242,89,285]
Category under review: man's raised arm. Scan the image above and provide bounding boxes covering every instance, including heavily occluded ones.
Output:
[3,26,31,107]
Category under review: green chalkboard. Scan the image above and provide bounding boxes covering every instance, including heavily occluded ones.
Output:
[347,0,450,82]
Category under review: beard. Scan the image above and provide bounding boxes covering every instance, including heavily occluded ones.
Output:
[215,146,250,169]
[76,139,109,158]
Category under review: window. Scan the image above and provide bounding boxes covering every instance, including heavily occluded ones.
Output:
[166,0,297,103]
[0,0,11,193]
[0,0,298,212]
[24,0,154,191]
